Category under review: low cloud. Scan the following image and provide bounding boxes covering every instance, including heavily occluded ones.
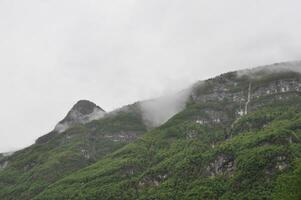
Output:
[237,60,301,79]
[139,88,192,128]
[54,107,106,133]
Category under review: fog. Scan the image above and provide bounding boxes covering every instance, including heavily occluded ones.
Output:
[1,0,301,152]
[54,107,106,133]
[139,88,192,127]
[237,61,301,79]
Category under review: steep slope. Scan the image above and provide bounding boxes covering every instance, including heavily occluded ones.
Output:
[54,100,106,133]
[0,101,147,199]
[33,64,301,200]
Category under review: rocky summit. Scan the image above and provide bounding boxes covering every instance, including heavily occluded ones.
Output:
[54,100,106,133]
[0,61,301,200]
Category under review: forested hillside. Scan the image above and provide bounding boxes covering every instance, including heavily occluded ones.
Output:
[1,63,301,200]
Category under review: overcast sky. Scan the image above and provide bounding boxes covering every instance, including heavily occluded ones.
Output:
[0,0,300,152]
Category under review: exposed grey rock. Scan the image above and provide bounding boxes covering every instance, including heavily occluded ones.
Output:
[206,155,235,177]
[190,66,301,129]
[0,161,8,170]
[54,100,106,133]
[252,79,301,99]
[138,173,168,188]
[186,130,198,139]
[275,156,289,171]
[103,131,139,142]
[0,151,14,171]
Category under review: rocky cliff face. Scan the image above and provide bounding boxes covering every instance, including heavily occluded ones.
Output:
[0,99,147,199]
[1,61,301,200]
[0,152,14,171]
[190,65,301,128]
[31,63,301,200]
[54,100,106,133]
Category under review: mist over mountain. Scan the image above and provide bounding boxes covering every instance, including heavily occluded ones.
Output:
[237,60,301,78]
[54,100,106,133]
[2,0,301,154]
[138,88,192,128]
[0,62,301,200]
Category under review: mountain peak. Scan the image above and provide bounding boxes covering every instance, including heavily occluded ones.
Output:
[70,100,104,115]
[54,100,106,133]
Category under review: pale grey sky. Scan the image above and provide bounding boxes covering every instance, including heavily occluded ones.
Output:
[0,0,300,152]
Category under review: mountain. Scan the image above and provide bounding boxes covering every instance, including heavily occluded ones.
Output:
[1,61,301,200]
[54,100,106,133]
[0,100,147,199]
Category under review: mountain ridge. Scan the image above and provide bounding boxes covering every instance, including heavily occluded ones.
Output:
[33,63,301,199]
[1,61,301,200]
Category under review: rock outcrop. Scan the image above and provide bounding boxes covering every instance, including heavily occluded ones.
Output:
[54,100,106,133]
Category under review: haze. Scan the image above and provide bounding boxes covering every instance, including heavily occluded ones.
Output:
[0,0,301,152]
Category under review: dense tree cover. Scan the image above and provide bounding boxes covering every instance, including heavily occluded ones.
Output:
[0,106,147,199]
[1,70,301,200]
[34,96,301,200]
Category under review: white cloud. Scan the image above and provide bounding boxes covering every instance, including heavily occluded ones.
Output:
[0,0,301,152]
[139,88,192,128]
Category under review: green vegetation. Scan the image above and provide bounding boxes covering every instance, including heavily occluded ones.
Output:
[0,105,147,199]
[34,96,301,200]
[1,70,301,200]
